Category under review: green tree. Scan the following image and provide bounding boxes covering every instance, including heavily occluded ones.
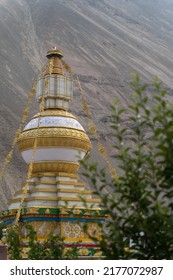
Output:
[82,74,173,259]
[6,223,78,260]
[6,225,22,260]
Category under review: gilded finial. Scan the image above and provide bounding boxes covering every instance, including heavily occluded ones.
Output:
[45,47,64,76]
[46,47,63,59]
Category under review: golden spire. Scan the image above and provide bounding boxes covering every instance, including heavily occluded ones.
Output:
[45,47,64,76]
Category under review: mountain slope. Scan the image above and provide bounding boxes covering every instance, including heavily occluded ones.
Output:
[0,0,173,209]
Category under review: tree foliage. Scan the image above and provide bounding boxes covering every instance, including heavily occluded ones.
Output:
[82,74,173,259]
[6,225,22,260]
[6,224,78,260]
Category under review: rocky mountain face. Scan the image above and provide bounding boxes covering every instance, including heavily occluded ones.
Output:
[1,0,173,209]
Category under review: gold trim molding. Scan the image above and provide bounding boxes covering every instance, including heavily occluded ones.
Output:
[18,137,91,152]
[31,161,79,174]
[22,180,85,187]
[18,128,89,140]
[9,196,101,204]
[17,128,91,152]
[30,172,79,179]
[15,188,92,196]
[32,110,77,119]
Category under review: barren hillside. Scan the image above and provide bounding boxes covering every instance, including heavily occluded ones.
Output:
[1,0,173,209]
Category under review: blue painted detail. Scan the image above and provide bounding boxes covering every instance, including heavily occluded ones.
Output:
[21,217,104,223]
[4,219,15,225]
[4,216,105,224]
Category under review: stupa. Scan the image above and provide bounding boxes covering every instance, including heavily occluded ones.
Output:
[1,49,106,258]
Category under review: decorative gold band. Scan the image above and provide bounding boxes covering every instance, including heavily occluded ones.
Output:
[22,180,85,187]
[17,137,91,152]
[32,110,77,119]
[29,172,79,179]
[1,206,102,217]
[15,188,92,196]
[31,161,79,174]
[18,127,90,140]
[9,196,101,204]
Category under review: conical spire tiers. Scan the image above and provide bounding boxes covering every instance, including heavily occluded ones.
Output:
[36,48,72,110]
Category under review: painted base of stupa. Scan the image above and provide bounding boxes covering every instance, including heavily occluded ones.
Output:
[1,172,107,258]
[1,207,106,258]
